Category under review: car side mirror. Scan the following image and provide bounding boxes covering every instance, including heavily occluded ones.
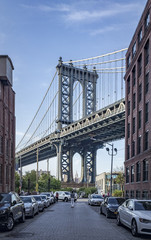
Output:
[12,200,17,206]
[128,206,133,211]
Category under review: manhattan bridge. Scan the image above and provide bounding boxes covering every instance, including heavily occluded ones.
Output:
[16,48,127,187]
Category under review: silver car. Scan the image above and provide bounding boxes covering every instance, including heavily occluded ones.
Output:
[88,194,104,206]
[32,195,45,212]
[40,195,49,208]
[117,199,151,236]
[20,196,39,218]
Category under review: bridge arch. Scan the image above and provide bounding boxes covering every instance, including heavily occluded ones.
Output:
[72,152,82,183]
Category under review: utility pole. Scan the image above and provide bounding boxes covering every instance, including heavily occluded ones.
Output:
[106,143,117,196]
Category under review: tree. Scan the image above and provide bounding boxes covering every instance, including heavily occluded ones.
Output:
[115,172,125,196]
[15,171,20,193]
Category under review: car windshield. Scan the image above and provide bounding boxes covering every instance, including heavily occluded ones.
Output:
[0,193,11,203]
[20,197,32,203]
[92,195,103,199]
[108,198,125,205]
[65,192,70,195]
[135,201,151,211]
[33,196,41,201]
[41,196,46,200]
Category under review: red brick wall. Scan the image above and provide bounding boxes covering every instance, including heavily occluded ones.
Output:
[124,0,151,199]
[0,81,15,192]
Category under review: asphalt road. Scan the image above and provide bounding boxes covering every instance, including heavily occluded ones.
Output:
[0,199,151,240]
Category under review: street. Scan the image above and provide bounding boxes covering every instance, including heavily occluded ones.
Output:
[0,199,151,240]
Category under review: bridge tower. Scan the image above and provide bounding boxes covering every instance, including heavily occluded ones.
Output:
[55,57,98,184]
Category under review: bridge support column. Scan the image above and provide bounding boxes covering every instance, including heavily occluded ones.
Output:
[81,147,97,184]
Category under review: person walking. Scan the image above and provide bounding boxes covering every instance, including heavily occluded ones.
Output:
[71,190,75,208]
[56,192,59,202]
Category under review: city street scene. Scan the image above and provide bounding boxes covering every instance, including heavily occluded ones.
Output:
[0,0,151,239]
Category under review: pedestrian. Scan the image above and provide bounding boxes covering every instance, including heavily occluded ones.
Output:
[71,190,75,208]
[56,192,59,202]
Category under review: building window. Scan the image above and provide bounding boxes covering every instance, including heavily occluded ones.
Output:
[132,141,135,157]
[144,40,149,66]
[144,131,149,150]
[136,161,141,182]
[137,136,141,154]
[136,190,141,199]
[128,101,130,116]
[138,83,142,102]
[143,159,148,181]
[145,11,150,29]
[126,167,129,183]
[132,42,136,58]
[130,190,134,198]
[132,66,136,86]
[126,190,129,199]
[5,140,9,157]
[127,54,131,68]
[132,117,135,134]
[138,54,142,77]
[0,136,3,154]
[145,72,149,94]
[127,76,130,94]
[0,165,2,184]
[6,165,9,184]
[138,111,141,129]
[128,123,130,138]
[127,145,130,160]
[142,190,149,200]
[145,102,149,123]
[131,165,134,182]
[133,93,136,110]
[138,28,142,45]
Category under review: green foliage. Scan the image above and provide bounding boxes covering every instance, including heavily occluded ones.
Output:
[112,190,123,197]
[15,171,20,193]
[78,187,97,197]
[15,170,61,193]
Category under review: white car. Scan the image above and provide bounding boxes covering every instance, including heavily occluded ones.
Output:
[20,196,39,218]
[54,191,71,202]
[88,194,104,206]
[117,199,151,236]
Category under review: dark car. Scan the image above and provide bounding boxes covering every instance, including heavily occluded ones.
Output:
[0,192,25,231]
[100,197,125,218]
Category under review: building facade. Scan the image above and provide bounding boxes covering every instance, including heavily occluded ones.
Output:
[125,0,151,199]
[95,172,122,195]
[0,55,15,192]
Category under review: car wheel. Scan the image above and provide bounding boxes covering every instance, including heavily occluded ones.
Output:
[106,210,110,218]
[131,219,138,237]
[31,209,34,218]
[65,197,68,202]
[116,213,121,226]
[6,216,14,231]
[19,210,25,223]
[100,206,102,215]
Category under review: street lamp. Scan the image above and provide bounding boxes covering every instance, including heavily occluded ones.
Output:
[106,143,117,196]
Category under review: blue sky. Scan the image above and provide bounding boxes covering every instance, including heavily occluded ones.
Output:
[0,0,147,177]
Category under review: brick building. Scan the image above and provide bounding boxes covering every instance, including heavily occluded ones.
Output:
[0,55,15,192]
[125,0,151,199]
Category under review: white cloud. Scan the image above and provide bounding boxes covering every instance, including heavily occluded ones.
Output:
[90,26,119,36]
[21,1,145,25]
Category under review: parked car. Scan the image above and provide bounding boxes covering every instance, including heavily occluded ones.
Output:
[100,197,125,218]
[117,199,151,236]
[88,194,104,206]
[40,195,49,207]
[32,195,45,212]
[20,196,39,218]
[54,191,71,202]
[40,192,53,205]
[0,192,25,231]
